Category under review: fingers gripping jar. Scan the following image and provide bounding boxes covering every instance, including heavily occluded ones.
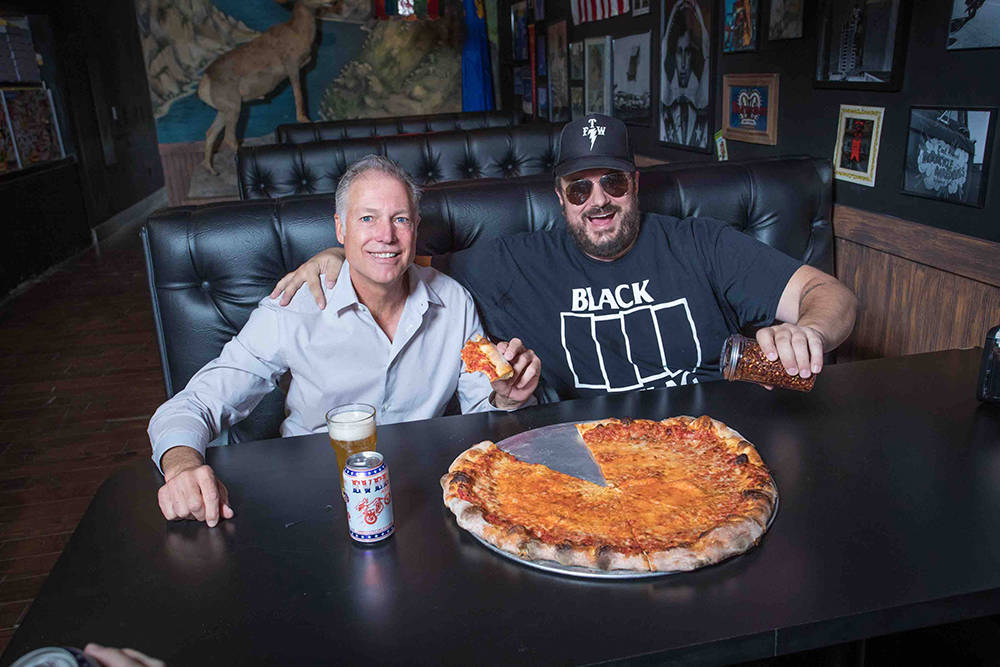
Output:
[721,334,817,392]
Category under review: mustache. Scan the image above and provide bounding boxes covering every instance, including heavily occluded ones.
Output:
[584,205,621,219]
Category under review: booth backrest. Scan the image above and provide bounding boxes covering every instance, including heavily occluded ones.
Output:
[143,156,832,443]
[237,123,563,200]
[275,110,525,144]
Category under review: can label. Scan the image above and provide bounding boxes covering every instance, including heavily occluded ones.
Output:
[343,452,394,542]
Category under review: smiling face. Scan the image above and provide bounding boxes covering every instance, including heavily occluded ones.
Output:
[556,168,641,261]
[335,170,418,296]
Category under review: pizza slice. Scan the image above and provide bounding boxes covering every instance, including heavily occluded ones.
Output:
[461,334,514,382]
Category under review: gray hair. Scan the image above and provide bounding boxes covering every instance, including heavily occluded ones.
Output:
[334,155,422,219]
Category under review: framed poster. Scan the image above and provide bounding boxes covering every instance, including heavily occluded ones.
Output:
[569,41,584,80]
[948,0,1000,50]
[660,0,713,152]
[511,1,529,61]
[4,87,63,167]
[537,34,547,77]
[722,0,758,53]
[721,73,778,145]
[833,104,884,187]
[571,86,585,119]
[612,32,651,124]
[584,36,611,115]
[815,0,909,90]
[0,92,21,173]
[547,21,570,122]
[768,0,803,40]
[901,107,995,208]
[633,0,650,16]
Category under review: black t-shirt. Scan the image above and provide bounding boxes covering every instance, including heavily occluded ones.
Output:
[442,212,802,401]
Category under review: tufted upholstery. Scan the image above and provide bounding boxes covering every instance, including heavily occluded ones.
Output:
[142,156,832,443]
[275,110,524,144]
[237,124,562,200]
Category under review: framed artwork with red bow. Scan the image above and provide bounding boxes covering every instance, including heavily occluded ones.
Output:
[721,73,778,145]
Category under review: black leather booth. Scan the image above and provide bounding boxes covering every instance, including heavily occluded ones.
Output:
[275,110,524,144]
[237,123,562,200]
[143,156,833,444]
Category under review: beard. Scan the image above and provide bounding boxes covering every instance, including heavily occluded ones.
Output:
[567,201,641,260]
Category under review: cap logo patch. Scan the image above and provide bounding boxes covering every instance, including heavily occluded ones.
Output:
[583,118,606,150]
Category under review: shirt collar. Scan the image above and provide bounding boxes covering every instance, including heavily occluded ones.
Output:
[328,260,444,315]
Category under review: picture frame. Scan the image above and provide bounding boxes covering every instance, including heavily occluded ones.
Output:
[722,0,758,53]
[584,36,611,115]
[612,32,651,125]
[547,21,570,122]
[571,86,584,119]
[901,106,995,208]
[632,0,650,16]
[3,87,64,168]
[659,0,714,152]
[815,0,909,91]
[947,0,1000,50]
[569,41,584,80]
[833,104,885,187]
[768,0,803,40]
[0,91,21,173]
[721,73,778,145]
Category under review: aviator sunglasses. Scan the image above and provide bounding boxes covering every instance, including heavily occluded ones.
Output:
[564,171,631,206]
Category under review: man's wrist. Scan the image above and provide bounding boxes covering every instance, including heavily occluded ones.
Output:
[490,391,522,411]
[160,445,205,481]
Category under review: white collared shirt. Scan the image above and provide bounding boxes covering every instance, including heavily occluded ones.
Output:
[149,261,504,470]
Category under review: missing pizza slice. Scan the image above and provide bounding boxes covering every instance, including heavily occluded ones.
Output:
[461,334,514,382]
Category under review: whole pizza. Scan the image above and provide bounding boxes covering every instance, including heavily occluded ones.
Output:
[440,416,777,573]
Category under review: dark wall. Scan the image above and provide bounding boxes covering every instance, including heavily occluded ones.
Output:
[500,1,1000,243]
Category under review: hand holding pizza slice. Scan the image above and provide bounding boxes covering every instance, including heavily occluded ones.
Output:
[461,334,541,409]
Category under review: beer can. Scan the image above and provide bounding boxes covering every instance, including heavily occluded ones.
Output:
[343,451,394,542]
[11,647,100,667]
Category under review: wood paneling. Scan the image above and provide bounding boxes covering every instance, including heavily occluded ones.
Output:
[833,206,1000,362]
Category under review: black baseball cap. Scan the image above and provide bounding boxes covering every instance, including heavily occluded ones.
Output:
[554,114,636,178]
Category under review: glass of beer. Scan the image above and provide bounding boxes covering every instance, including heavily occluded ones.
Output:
[326,403,377,488]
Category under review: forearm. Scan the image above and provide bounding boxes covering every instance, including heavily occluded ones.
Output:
[794,278,858,351]
[160,445,206,480]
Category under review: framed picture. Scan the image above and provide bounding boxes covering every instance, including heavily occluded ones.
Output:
[612,32,651,124]
[571,86,585,119]
[537,34,547,77]
[901,107,995,208]
[633,0,650,16]
[569,41,584,80]
[833,104,884,187]
[815,0,909,90]
[3,88,64,168]
[722,0,758,53]
[584,36,611,115]
[537,86,549,120]
[721,73,778,145]
[660,0,713,152]
[948,0,1000,50]
[511,1,529,61]
[768,0,803,40]
[0,92,21,173]
[547,21,570,122]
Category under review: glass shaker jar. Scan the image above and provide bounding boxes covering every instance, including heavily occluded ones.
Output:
[977,325,1000,403]
[720,334,816,392]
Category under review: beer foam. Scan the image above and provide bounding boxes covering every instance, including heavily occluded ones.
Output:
[328,410,376,442]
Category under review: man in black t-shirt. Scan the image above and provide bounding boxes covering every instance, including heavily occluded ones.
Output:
[272,116,856,401]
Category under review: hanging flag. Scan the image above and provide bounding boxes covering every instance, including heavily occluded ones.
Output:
[570,0,630,25]
[462,0,494,110]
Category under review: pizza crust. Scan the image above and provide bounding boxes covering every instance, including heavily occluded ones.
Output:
[461,335,514,382]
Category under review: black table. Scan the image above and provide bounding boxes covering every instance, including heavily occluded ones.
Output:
[5,349,1000,665]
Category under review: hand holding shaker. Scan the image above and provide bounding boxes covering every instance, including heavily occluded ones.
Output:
[720,334,816,392]
[978,324,1000,403]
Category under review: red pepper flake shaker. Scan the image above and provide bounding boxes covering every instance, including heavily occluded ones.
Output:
[720,334,816,392]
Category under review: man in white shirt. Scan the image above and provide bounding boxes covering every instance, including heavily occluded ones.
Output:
[149,155,541,527]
